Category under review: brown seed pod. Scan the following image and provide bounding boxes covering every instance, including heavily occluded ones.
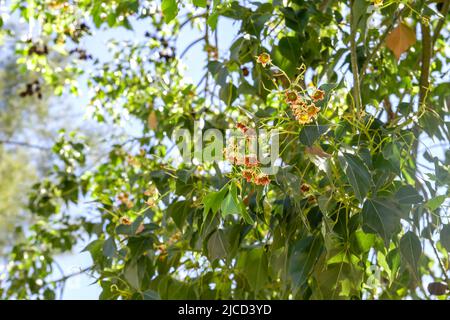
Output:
[427,282,448,296]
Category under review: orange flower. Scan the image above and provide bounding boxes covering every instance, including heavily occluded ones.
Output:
[296,112,312,125]
[285,90,299,104]
[119,216,132,225]
[118,193,134,208]
[237,122,248,133]
[244,155,259,167]
[256,53,271,67]
[300,183,310,193]
[241,169,254,182]
[255,173,270,186]
[146,198,157,207]
[312,89,325,102]
[224,146,238,164]
[306,103,320,118]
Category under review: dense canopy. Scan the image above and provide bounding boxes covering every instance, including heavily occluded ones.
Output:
[0,0,450,300]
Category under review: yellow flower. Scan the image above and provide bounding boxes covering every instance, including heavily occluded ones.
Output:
[296,112,311,125]
[256,53,271,67]
[372,0,383,6]
[119,216,132,225]
[306,103,320,118]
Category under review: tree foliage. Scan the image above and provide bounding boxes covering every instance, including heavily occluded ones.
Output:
[0,0,450,300]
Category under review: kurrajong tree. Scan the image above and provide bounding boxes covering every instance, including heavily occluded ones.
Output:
[0,0,450,300]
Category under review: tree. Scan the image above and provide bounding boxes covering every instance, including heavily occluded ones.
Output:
[0,0,449,300]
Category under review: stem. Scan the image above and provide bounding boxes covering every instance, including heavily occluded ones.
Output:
[350,0,362,113]
[418,20,432,109]
[412,17,432,190]
[432,0,450,45]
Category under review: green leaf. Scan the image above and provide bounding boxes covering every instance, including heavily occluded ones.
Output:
[238,248,269,292]
[289,235,324,289]
[395,185,423,205]
[362,198,401,246]
[167,201,190,229]
[399,231,422,274]
[82,239,104,263]
[192,0,207,7]
[207,12,219,29]
[440,224,450,252]
[426,195,447,211]
[207,229,229,261]
[203,187,227,218]
[102,236,117,258]
[116,216,144,236]
[127,236,154,262]
[142,289,160,300]
[338,152,371,202]
[299,124,330,146]
[277,36,301,63]
[350,230,376,254]
[220,184,240,217]
[124,262,140,290]
[162,0,178,23]
[313,263,363,299]
[219,82,237,106]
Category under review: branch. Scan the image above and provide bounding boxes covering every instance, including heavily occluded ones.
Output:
[52,266,93,284]
[179,13,206,30]
[0,139,50,150]
[179,36,205,59]
[349,0,362,112]
[419,19,432,108]
[383,97,395,122]
[432,0,450,45]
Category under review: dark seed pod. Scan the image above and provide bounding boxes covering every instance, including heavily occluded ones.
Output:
[428,282,448,296]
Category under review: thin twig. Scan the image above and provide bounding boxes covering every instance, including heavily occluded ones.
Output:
[179,36,205,59]
[179,13,206,30]
[52,266,93,284]
[359,7,406,79]
[349,0,362,112]
[432,0,450,45]
[0,139,50,150]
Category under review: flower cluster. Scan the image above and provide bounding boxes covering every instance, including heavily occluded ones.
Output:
[224,123,271,186]
[286,89,324,125]
[256,53,327,126]
[144,182,159,208]
[118,192,134,209]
